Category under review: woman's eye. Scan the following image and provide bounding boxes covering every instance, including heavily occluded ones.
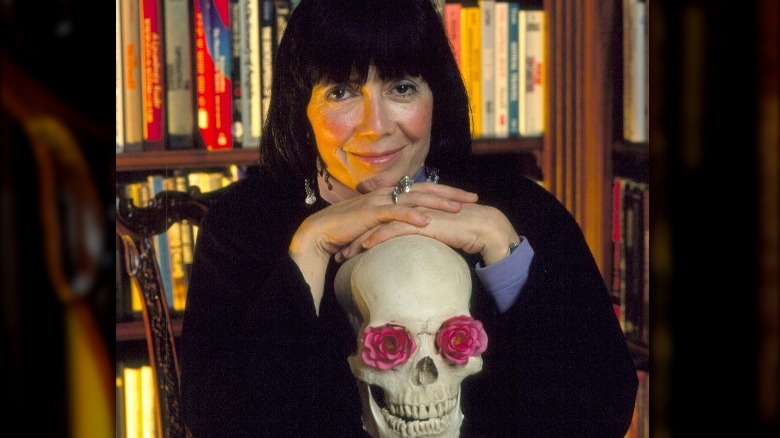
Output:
[327,86,353,101]
[393,82,418,95]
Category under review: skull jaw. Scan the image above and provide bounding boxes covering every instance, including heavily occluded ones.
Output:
[356,381,464,438]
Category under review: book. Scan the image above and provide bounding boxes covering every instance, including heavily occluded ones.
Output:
[116,363,126,438]
[122,364,142,438]
[622,180,645,342]
[163,0,196,149]
[211,0,234,149]
[117,0,125,153]
[480,0,496,137]
[194,0,233,149]
[493,0,509,138]
[641,185,649,345]
[507,0,520,136]
[274,0,292,47]
[147,174,175,310]
[460,1,482,137]
[260,0,275,130]
[194,0,216,149]
[140,364,158,438]
[444,1,462,68]
[239,0,263,148]
[163,176,189,312]
[120,0,145,152]
[174,171,196,284]
[520,9,544,136]
[140,0,167,151]
[230,0,244,147]
[611,177,628,329]
[623,0,648,143]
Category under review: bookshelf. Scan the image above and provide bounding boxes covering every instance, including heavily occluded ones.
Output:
[116,0,649,436]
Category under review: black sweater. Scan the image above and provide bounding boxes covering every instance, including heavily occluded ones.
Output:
[179,156,638,437]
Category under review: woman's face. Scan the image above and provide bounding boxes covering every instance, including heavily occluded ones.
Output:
[307,66,433,193]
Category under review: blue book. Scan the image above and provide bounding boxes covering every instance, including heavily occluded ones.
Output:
[507,1,520,136]
[147,174,175,310]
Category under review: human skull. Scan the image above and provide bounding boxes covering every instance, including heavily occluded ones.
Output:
[335,235,486,438]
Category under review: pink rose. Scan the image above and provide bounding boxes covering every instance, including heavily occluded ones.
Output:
[436,315,488,364]
[361,324,417,370]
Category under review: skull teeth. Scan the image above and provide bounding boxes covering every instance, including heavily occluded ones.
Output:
[382,407,452,437]
[380,397,457,436]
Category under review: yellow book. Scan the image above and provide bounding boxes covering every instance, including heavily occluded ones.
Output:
[460,1,482,137]
[141,365,159,438]
[123,365,142,438]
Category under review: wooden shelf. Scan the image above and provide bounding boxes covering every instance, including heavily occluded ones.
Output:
[116,139,542,173]
[116,148,261,172]
[116,318,183,341]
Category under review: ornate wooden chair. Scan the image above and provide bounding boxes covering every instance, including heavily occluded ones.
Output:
[116,186,225,438]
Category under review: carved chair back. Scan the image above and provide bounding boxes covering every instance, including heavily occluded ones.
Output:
[116,187,224,438]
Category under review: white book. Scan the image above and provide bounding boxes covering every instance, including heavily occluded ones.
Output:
[240,0,262,147]
[623,0,648,143]
[480,0,495,137]
[260,0,274,130]
[520,9,544,137]
[164,0,196,149]
[116,0,125,152]
[493,1,509,138]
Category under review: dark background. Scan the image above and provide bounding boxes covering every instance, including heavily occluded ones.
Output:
[1,0,776,435]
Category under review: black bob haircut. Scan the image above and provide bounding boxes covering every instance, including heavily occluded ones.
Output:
[259,0,473,182]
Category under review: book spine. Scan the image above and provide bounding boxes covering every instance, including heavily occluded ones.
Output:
[230,0,243,147]
[611,177,626,328]
[493,1,509,138]
[147,174,175,309]
[211,0,234,149]
[117,0,125,153]
[623,0,648,143]
[274,0,292,47]
[260,0,275,129]
[480,0,495,137]
[642,185,649,345]
[521,9,544,136]
[194,0,216,148]
[517,8,526,135]
[444,2,461,69]
[163,0,196,149]
[174,171,196,282]
[121,0,145,151]
[163,177,189,312]
[140,0,167,150]
[507,1,519,136]
[623,180,643,341]
[240,0,262,148]
[460,1,482,137]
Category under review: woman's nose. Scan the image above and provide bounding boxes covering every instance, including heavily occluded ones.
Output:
[357,91,392,137]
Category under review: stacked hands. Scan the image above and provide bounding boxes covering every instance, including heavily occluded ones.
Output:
[293,176,519,267]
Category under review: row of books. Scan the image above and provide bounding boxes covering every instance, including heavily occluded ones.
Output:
[611,176,649,345]
[116,168,238,320]
[116,0,299,153]
[444,1,545,138]
[116,362,157,438]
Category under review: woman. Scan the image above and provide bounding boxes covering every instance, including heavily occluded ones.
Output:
[179,0,638,436]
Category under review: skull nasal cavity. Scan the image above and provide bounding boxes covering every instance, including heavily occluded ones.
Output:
[414,357,438,386]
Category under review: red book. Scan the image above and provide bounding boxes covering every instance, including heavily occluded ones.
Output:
[194,0,233,149]
[140,0,166,150]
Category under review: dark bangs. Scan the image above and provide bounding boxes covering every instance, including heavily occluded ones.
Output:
[300,0,437,86]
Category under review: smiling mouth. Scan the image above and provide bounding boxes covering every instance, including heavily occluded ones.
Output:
[369,384,456,437]
[351,148,403,165]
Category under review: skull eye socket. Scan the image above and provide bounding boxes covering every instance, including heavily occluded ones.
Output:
[435,315,489,365]
[360,324,417,370]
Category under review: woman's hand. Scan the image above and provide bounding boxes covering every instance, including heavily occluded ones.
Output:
[342,195,520,267]
[289,182,478,313]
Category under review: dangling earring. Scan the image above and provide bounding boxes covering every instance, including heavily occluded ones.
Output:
[304,179,317,205]
[317,157,334,191]
[425,166,440,184]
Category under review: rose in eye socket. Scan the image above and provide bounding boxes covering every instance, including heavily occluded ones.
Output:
[436,315,488,365]
[361,324,417,370]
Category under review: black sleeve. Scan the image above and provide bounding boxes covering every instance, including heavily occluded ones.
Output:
[460,173,638,437]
